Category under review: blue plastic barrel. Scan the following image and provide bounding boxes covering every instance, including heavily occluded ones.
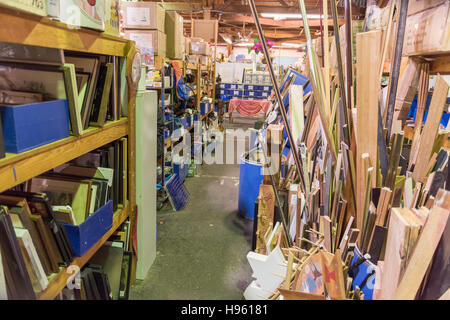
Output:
[238,150,263,220]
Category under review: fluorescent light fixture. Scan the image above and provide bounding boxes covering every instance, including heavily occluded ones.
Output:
[281,43,302,48]
[225,38,232,44]
[261,13,323,20]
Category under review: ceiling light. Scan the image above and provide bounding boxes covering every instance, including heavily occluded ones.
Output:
[225,38,232,44]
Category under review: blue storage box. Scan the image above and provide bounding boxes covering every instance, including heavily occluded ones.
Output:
[173,161,189,183]
[0,99,70,153]
[194,113,200,121]
[224,83,231,89]
[201,102,209,115]
[63,200,113,257]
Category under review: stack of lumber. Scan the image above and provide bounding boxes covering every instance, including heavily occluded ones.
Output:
[245,0,450,301]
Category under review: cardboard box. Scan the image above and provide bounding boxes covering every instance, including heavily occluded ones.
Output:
[407,0,447,16]
[192,19,218,42]
[185,37,191,55]
[47,0,105,31]
[190,38,210,56]
[188,54,208,65]
[0,0,46,16]
[104,0,120,37]
[121,1,165,31]
[124,30,166,57]
[165,11,184,59]
[403,1,450,56]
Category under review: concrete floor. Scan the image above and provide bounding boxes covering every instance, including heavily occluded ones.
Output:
[130,113,263,300]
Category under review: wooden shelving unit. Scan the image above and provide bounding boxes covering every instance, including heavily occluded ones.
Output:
[0,7,129,56]
[0,120,128,193]
[0,9,137,300]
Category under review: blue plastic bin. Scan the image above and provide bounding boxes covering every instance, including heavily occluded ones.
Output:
[63,200,113,257]
[238,151,264,220]
[0,99,70,153]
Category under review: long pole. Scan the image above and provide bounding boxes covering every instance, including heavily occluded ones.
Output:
[344,0,353,111]
[298,0,337,163]
[248,0,307,195]
[385,0,409,140]
[330,0,350,145]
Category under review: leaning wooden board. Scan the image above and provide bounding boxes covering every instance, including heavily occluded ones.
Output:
[378,208,418,300]
[412,76,449,183]
[395,205,449,299]
[355,30,382,243]
[255,184,275,254]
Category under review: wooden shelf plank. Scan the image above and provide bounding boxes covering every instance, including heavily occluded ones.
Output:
[0,119,128,193]
[0,7,130,56]
[37,204,129,300]
[187,63,198,70]
[430,55,450,75]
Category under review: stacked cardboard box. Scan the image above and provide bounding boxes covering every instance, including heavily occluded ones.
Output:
[121,1,166,57]
[165,11,185,59]
[188,37,210,66]
[403,0,450,56]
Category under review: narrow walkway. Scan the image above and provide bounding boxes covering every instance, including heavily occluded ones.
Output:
[130,114,261,300]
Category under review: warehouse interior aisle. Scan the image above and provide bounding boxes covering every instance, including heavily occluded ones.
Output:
[130,113,263,299]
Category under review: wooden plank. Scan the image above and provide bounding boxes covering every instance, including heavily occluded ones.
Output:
[38,205,129,300]
[378,208,419,300]
[356,30,382,233]
[0,7,129,57]
[255,184,275,254]
[126,46,138,285]
[320,216,332,252]
[283,250,294,290]
[395,205,450,300]
[412,76,449,183]
[375,187,392,227]
[0,120,128,193]
[278,288,325,300]
[393,58,420,125]
[430,55,450,75]
[289,85,305,146]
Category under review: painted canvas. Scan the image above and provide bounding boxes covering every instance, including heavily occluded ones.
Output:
[295,252,324,295]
